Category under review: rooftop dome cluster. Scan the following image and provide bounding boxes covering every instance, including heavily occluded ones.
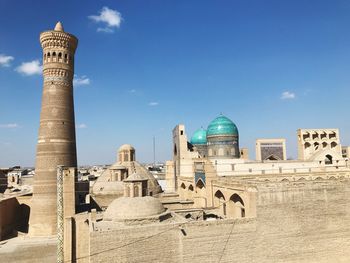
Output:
[190,115,239,145]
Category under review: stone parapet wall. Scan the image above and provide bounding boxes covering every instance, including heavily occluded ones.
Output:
[80,180,350,263]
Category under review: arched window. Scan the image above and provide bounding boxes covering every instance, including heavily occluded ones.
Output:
[188,185,194,191]
[52,52,57,62]
[174,144,177,156]
[214,190,225,201]
[58,52,62,62]
[126,186,131,197]
[314,142,319,151]
[325,154,333,165]
[180,183,186,189]
[124,153,129,162]
[230,193,244,206]
[267,155,278,161]
[134,185,139,197]
[196,179,205,189]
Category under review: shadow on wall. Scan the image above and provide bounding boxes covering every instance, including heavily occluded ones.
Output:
[0,197,30,241]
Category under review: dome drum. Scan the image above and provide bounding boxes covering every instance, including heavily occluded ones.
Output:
[206,115,240,159]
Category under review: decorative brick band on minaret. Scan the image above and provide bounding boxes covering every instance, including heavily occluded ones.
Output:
[29,22,78,236]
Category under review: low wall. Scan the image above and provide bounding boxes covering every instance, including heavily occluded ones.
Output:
[0,196,31,241]
[0,197,19,240]
[83,180,350,263]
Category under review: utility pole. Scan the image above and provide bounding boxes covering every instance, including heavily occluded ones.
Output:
[153,136,156,167]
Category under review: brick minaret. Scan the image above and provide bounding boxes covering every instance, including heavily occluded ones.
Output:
[29,22,78,236]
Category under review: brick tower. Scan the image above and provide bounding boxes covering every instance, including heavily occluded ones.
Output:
[29,22,78,236]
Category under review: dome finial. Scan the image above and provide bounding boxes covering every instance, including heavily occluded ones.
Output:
[54,21,64,32]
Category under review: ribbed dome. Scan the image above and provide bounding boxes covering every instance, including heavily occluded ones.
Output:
[191,128,207,145]
[118,144,135,151]
[104,196,166,221]
[207,115,238,136]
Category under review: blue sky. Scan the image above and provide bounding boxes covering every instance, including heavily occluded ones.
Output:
[1,0,350,166]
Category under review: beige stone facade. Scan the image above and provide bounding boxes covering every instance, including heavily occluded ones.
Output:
[297,128,342,163]
[342,146,350,159]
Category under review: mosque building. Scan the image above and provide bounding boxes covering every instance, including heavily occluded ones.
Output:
[2,22,350,263]
[190,115,240,159]
[166,114,349,212]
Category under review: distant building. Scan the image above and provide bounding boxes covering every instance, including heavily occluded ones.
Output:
[255,138,286,161]
[297,129,342,164]
[342,146,350,159]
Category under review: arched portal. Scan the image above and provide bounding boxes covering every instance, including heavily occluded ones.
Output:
[227,193,245,218]
[214,190,226,216]
[267,155,279,160]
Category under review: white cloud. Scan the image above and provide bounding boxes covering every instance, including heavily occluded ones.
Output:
[73,75,90,86]
[89,7,123,33]
[281,91,295,100]
[0,54,14,67]
[148,102,159,106]
[97,27,114,33]
[76,123,87,129]
[0,123,20,128]
[15,60,42,75]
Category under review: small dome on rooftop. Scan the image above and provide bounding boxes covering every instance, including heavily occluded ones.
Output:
[124,172,148,182]
[118,144,135,151]
[104,196,166,221]
[191,128,207,145]
[207,115,238,137]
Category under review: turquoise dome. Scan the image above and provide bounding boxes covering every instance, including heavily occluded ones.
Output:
[207,115,238,136]
[191,128,207,145]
